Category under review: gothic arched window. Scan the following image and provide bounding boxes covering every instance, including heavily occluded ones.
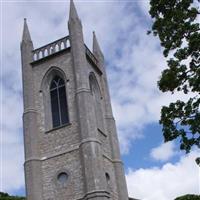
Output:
[89,73,104,131]
[50,76,69,128]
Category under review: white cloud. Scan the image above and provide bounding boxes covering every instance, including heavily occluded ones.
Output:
[150,142,176,162]
[1,85,24,193]
[2,141,24,194]
[137,0,150,17]
[126,150,200,200]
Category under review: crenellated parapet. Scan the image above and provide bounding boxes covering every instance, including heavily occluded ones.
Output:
[32,36,70,61]
[85,44,102,74]
[32,35,102,74]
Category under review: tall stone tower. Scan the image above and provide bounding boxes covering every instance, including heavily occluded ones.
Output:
[21,1,129,200]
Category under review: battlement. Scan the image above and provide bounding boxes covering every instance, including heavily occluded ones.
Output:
[84,44,98,66]
[84,44,102,74]
[32,36,70,62]
[32,36,100,71]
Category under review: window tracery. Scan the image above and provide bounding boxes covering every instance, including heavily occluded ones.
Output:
[50,76,69,128]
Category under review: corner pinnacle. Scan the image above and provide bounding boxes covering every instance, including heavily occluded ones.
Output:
[22,18,32,43]
[93,31,103,59]
[69,0,80,21]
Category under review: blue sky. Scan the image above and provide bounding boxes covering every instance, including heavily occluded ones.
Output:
[1,1,199,200]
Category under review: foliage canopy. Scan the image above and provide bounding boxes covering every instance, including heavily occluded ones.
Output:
[149,0,200,162]
[175,194,200,200]
[0,192,25,200]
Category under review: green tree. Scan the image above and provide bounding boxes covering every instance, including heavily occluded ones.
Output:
[175,194,200,200]
[0,192,25,200]
[149,0,200,163]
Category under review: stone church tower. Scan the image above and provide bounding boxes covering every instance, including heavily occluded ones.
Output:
[21,1,129,200]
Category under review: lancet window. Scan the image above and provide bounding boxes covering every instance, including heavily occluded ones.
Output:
[89,73,104,131]
[50,76,69,128]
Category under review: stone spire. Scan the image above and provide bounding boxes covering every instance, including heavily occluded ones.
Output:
[93,31,104,62]
[69,0,80,22]
[68,0,87,88]
[21,18,32,43]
